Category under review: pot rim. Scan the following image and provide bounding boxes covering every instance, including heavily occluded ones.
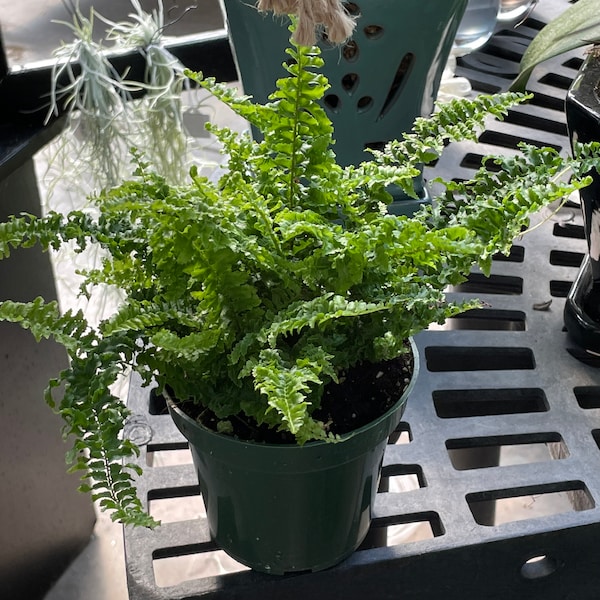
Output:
[166,337,419,450]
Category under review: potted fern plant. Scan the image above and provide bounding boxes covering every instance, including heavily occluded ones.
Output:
[2,28,600,574]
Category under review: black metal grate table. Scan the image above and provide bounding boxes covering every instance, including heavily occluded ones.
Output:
[124,1,600,597]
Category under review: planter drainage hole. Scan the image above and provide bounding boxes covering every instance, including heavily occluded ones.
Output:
[549,280,572,298]
[549,250,584,268]
[388,422,412,444]
[425,346,535,372]
[479,129,561,153]
[521,555,558,580]
[357,96,373,112]
[146,442,191,467]
[378,53,415,120]
[493,244,525,263]
[359,512,443,551]
[552,222,585,239]
[365,140,386,152]
[343,2,361,16]
[324,94,341,112]
[439,308,526,332]
[342,72,359,93]
[381,464,425,491]
[149,389,168,415]
[148,488,204,523]
[502,109,567,137]
[460,152,502,171]
[448,273,523,295]
[574,386,600,409]
[433,388,548,419]
[446,433,569,471]
[343,40,359,62]
[538,72,573,91]
[364,24,384,39]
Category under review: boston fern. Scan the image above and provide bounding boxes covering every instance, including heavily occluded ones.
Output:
[1,37,599,526]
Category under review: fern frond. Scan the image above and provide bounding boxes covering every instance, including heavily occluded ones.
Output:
[356,92,531,198]
[571,140,600,177]
[58,341,158,527]
[0,298,90,352]
[251,345,334,438]
[0,296,156,526]
[430,142,596,272]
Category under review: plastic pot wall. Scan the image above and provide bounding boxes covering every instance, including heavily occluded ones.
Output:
[168,340,419,575]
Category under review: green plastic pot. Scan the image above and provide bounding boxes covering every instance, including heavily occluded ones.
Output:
[167,339,418,575]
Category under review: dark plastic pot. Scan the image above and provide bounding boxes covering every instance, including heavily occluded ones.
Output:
[565,51,600,352]
[564,254,600,352]
[167,339,418,575]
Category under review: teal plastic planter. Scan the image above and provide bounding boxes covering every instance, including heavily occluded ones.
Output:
[220,0,467,168]
[167,340,419,575]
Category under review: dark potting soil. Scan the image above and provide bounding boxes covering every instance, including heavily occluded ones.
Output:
[175,344,414,444]
[315,349,414,436]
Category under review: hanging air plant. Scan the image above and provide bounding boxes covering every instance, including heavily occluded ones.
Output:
[104,0,191,184]
[46,0,197,196]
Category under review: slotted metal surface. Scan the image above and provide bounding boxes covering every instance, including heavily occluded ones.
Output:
[124,1,600,597]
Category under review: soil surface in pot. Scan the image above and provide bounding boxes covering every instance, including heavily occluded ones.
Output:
[174,343,414,444]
